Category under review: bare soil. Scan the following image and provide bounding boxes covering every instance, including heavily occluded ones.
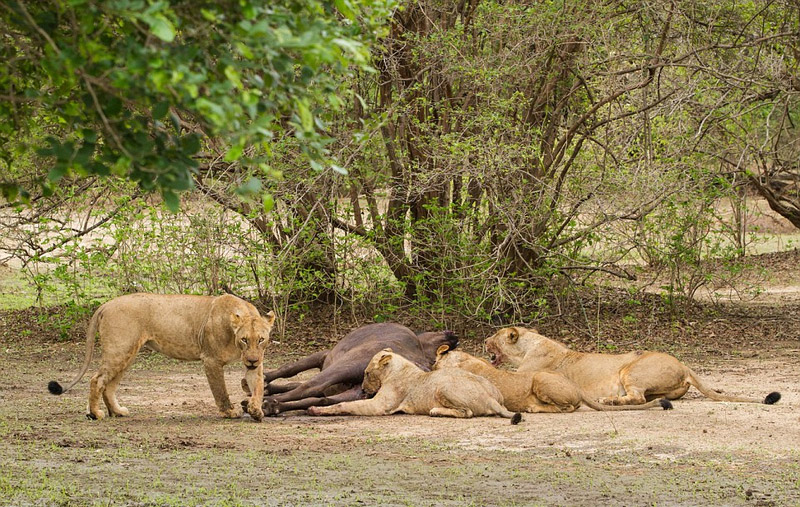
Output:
[2,253,800,505]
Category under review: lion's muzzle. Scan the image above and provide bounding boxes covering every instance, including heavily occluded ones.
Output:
[244,359,261,370]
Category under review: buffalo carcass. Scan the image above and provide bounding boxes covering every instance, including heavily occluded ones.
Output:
[256,323,458,415]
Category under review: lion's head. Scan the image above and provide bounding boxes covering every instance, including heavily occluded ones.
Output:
[415,330,459,367]
[432,347,486,371]
[232,310,276,370]
[485,327,555,369]
[362,349,403,395]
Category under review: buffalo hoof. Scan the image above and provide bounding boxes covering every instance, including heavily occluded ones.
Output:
[261,399,281,416]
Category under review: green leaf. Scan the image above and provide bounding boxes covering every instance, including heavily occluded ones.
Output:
[224,143,244,162]
[262,193,274,213]
[162,190,180,212]
[80,128,97,143]
[235,176,262,196]
[224,65,243,90]
[0,183,19,202]
[181,133,201,154]
[296,100,313,132]
[334,0,357,21]
[153,101,170,120]
[331,164,348,175]
[169,111,182,132]
[144,14,176,42]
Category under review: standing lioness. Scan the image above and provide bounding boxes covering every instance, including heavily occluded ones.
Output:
[48,293,276,421]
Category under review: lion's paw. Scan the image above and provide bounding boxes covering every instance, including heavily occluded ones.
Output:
[247,403,264,422]
[111,406,130,417]
[221,405,243,419]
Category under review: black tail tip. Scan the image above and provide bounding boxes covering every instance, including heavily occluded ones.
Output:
[659,398,674,410]
[764,392,781,405]
[48,381,63,395]
[511,412,522,425]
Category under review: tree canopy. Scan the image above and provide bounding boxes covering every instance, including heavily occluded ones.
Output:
[0,0,394,209]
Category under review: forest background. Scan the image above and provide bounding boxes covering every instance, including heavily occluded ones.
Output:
[2,0,800,338]
[3,2,800,504]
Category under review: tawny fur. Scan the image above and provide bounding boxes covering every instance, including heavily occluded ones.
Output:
[433,350,670,412]
[485,327,780,406]
[48,293,275,421]
[308,349,522,423]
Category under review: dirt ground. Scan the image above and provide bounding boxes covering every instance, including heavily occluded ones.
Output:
[0,331,798,504]
[2,252,800,505]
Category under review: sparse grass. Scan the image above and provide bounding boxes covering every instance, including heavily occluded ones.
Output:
[0,267,37,310]
[2,227,800,504]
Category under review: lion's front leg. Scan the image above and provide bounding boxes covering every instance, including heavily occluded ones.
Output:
[203,359,242,418]
[244,364,264,422]
[307,398,392,417]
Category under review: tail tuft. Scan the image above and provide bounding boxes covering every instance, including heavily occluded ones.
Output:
[764,392,781,405]
[659,398,674,410]
[511,412,522,425]
[48,381,63,395]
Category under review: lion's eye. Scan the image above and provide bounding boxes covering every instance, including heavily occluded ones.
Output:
[242,338,249,345]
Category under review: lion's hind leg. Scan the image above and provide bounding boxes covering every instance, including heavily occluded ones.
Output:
[430,386,474,418]
[431,385,520,423]
[524,399,575,413]
[429,406,474,418]
[102,372,130,417]
[529,371,582,413]
[92,342,141,419]
[602,354,689,405]
[102,348,141,417]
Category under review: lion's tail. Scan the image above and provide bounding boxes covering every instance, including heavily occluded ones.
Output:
[47,305,103,395]
[581,396,674,411]
[686,368,780,405]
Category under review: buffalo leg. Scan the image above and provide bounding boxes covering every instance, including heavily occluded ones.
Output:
[266,381,303,395]
[264,350,328,383]
[241,380,304,396]
[262,362,365,414]
[245,386,366,414]
[261,386,367,414]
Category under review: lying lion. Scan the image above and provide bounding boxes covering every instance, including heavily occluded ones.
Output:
[48,293,276,421]
[308,349,523,424]
[485,327,781,406]
[434,348,672,412]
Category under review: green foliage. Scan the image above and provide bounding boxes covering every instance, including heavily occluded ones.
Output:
[0,0,395,207]
[3,0,799,329]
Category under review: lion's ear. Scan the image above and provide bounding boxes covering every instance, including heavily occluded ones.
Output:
[263,310,276,327]
[231,310,245,331]
[378,353,392,367]
[436,344,450,357]
[509,329,518,344]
